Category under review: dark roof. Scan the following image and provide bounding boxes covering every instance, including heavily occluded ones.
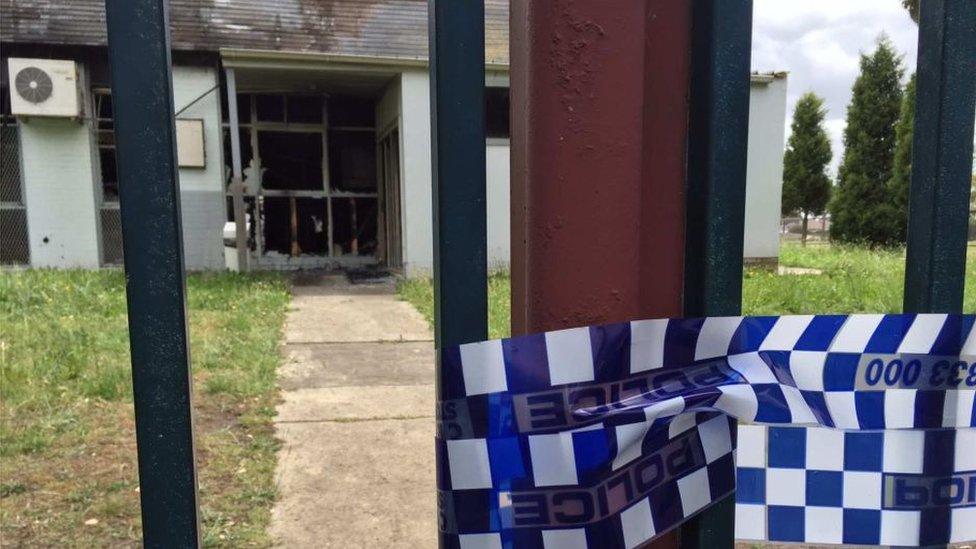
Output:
[0,0,510,65]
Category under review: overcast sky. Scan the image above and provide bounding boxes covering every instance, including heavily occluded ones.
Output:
[752,0,918,176]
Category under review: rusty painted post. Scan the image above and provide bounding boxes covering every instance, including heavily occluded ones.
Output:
[510,1,693,547]
[511,0,692,331]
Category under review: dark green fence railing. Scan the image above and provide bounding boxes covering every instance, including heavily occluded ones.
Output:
[902,3,975,549]
[429,2,489,543]
[679,1,755,545]
[104,0,200,547]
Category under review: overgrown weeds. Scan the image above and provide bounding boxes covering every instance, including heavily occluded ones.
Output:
[0,270,290,547]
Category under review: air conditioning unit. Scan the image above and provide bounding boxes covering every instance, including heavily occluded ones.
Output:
[7,58,81,118]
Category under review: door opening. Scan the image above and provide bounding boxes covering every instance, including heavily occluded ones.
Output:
[222,92,381,268]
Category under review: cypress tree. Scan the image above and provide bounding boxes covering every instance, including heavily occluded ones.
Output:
[902,0,920,23]
[889,73,916,241]
[830,36,905,246]
[782,92,832,245]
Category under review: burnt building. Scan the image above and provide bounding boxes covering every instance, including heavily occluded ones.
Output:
[0,0,511,273]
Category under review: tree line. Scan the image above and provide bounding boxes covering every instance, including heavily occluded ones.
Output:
[782,0,975,246]
[781,34,919,246]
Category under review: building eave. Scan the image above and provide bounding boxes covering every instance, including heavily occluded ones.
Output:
[220,48,509,72]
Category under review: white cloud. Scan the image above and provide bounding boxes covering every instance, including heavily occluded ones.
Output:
[753,0,918,175]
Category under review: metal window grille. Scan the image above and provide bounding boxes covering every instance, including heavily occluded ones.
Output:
[94,89,124,265]
[1,120,30,265]
[100,207,124,265]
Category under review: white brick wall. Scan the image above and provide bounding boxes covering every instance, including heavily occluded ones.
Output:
[173,65,225,270]
[21,117,101,268]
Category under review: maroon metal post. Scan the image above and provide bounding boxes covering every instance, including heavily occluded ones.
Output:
[510,1,692,546]
[511,0,690,332]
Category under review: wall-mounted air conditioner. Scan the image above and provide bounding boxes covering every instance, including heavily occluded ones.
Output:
[7,58,81,118]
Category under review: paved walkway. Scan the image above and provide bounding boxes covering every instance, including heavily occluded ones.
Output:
[269,273,437,548]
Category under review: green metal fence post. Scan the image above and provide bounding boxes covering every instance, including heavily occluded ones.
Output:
[428,2,488,348]
[680,0,754,547]
[104,0,201,546]
[903,0,976,314]
[429,0,488,546]
[903,2,975,548]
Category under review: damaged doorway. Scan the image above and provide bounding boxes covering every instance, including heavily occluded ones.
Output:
[377,125,402,268]
[224,93,382,268]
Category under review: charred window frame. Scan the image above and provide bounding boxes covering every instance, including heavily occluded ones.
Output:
[219,92,381,261]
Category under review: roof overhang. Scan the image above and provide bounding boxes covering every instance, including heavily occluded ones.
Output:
[220,48,510,73]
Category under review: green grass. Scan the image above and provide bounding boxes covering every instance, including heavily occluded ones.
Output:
[744,243,975,315]
[0,270,291,547]
[398,271,511,340]
[397,243,976,339]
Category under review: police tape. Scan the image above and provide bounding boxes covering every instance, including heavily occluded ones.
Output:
[436,314,976,547]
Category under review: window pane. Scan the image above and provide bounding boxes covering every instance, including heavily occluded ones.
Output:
[327,96,374,127]
[255,94,284,122]
[485,87,510,139]
[331,197,377,256]
[97,130,115,146]
[100,148,119,201]
[236,93,252,124]
[96,93,113,120]
[1,87,11,117]
[287,95,323,124]
[258,131,323,190]
[329,130,376,192]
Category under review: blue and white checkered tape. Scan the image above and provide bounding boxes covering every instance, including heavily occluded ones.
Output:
[436,314,976,548]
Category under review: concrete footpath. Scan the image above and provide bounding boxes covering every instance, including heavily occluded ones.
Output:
[269,273,436,548]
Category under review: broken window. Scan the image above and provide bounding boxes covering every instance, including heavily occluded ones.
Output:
[262,197,329,256]
[328,96,374,127]
[219,90,252,124]
[287,96,323,124]
[329,130,375,192]
[258,131,323,190]
[331,197,377,257]
[220,91,382,264]
[255,94,285,123]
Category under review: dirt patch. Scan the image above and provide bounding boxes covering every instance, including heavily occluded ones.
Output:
[0,392,280,548]
[1,401,141,547]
